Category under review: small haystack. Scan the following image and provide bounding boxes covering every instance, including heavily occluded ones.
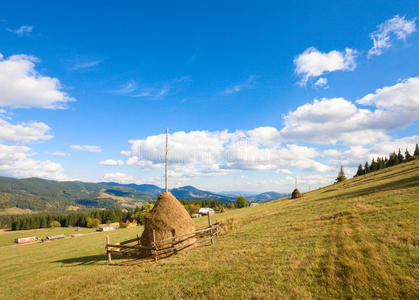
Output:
[291,188,302,199]
[140,192,196,248]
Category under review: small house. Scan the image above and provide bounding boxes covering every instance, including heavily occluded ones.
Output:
[15,236,37,244]
[97,226,118,232]
[250,203,259,207]
[198,208,215,215]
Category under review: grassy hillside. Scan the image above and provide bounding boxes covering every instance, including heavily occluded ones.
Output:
[0,177,150,211]
[0,160,418,299]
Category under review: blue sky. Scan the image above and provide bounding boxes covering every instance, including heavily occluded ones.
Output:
[0,1,418,192]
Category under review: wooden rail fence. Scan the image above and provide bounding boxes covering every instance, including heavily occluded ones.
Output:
[106,215,220,263]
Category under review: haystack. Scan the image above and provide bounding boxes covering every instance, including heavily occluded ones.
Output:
[140,192,196,249]
[291,188,302,199]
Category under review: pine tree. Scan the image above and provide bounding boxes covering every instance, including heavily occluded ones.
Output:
[364,162,370,174]
[405,148,412,161]
[397,149,404,163]
[356,164,364,176]
[370,158,377,171]
[415,144,419,156]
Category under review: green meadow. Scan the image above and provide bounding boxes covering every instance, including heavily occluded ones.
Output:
[0,160,418,299]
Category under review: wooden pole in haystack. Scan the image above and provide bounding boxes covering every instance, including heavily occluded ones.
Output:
[165,128,168,193]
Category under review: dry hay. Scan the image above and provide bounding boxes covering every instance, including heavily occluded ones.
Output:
[291,188,302,199]
[140,192,196,250]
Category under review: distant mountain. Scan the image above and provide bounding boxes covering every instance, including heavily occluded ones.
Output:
[248,192,289,202]
[101,183,236,203]
[0,175,286,212]
[170,186,235,202]
[0,177,149,211]
[100,182,163,196]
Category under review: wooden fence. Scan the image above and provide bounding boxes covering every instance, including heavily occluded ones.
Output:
[106,215,220,263]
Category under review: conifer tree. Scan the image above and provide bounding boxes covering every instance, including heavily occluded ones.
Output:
[397,149,404,163]
[364,162,370,174]
[405,148,412,161]
[356,164,364,176]
[415,144,419,156]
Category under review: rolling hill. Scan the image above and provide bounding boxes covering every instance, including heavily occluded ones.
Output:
[0,156,417,299]
[0,177,149,211]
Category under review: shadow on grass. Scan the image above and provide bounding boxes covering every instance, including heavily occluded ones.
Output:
[55,253,159,266]
[55,254,109,265]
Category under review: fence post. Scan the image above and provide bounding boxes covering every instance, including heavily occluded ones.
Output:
[153,229,158,262]
[208,214,214,245]
[106,235,112,264]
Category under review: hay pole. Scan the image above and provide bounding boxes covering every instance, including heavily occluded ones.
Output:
[165,128,168,193]
[106,235,111,264]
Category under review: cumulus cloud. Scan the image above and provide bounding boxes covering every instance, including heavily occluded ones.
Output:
[99,159,124,166]
[70,145,102,153]
[7,25,33,36]
[294,47,357,85]
[120,128,331,178]
[369,15,416,57]
[323,135,419,174]
[357,76,419,110]
[0,118,52,143]
[223,75,256,95]
[0,53,75,108]
[102,172,134,184]
[281,76,419,145]
[0,144,68,180]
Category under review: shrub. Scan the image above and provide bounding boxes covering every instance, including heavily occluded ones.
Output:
[235,196,249,208]
[49,220,61,228]
[86,217,100,228]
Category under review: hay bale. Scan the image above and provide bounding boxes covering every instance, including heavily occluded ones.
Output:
[140,192,196,249]
[291,188,302,199]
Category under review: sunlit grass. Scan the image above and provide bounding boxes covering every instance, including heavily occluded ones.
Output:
[0,160,418,299]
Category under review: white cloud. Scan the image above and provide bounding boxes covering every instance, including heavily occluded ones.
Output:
[70,145,102,153]
[48,152,70,157]
[120,128,331,179]
[314,77,328,88]
[0,53,75,108]
[99,159,124,166]
[223,75,256,95]
[7,25,33,36]
[323,135,419,174]
[275,168,292,175]
[71,60,101,70]
[133,86,169,98]
[294,47,357,85]
[0,118,52,143]
[369,15,416,57]
[357,76,419,110]
[0,144,68,180]
[102,172,134,184]
[281,75,419,146]
[111,80,138,94]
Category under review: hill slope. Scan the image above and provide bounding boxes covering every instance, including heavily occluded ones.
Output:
[0,177,150,210]
[0,159,418,299]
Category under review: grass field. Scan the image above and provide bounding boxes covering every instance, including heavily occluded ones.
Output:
[0,160,418,299]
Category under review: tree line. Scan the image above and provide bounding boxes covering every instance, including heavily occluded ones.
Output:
[2,197,253,230]
[6,209,130,231]
[354,144,419,177]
